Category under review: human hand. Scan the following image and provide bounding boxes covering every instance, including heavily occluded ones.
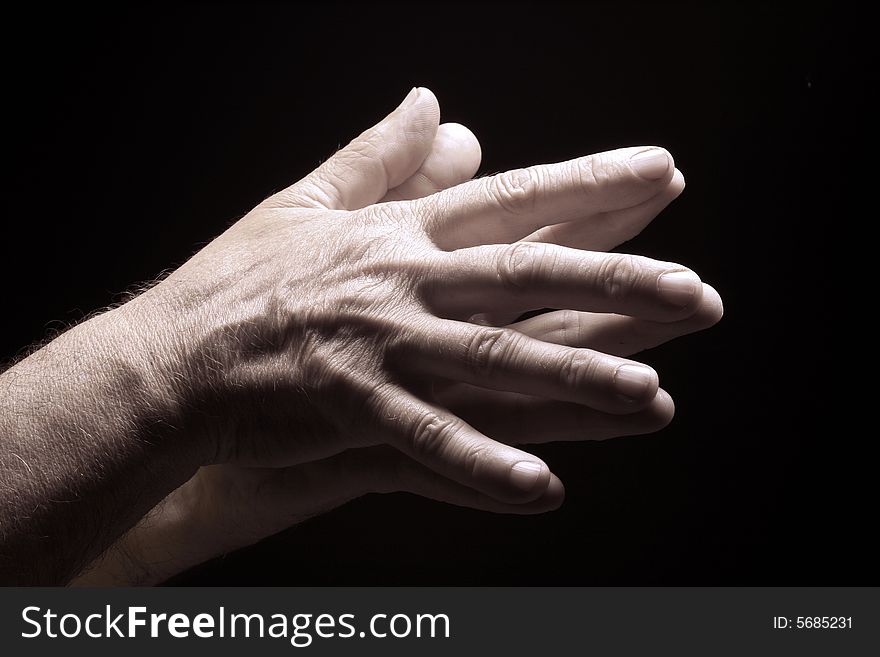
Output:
[75,88,722,584]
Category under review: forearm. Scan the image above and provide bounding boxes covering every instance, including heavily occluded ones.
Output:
[0,300,200,585]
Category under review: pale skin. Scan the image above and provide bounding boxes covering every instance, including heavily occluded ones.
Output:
[0,88,722,585]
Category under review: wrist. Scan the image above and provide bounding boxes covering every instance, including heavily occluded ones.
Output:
[111,288,215,469]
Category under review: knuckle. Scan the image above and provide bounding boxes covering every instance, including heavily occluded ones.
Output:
[267,182,323,209]
[347,131,383,160]
[497,241,550,292]
[305,171,347,208]
[465,327,518,376]
[408,195,449,240]
[558,349,599,390]
[573,154,599,192]
[363,199,405,223]
[556,309,581,345]
[300,346,344,391]
[488,167,539,214]
[408,413,458,458]
[326,143,373,179]
[574,152,624,196]
[460,442,489,479]
[597,254,641,300]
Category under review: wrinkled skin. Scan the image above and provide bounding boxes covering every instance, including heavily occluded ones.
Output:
[74,88,722,584]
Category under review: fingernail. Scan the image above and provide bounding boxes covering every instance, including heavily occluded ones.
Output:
[614,364,655,400]
[398,87,420,110]
[630,148,671,180]
[657,271,700,306]
[509,461,543,491]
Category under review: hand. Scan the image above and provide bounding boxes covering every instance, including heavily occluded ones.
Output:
[75,88,722,584]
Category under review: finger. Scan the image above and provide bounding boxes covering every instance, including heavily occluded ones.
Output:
[424,243,705,323]
[269,446,564,514]
[265,87,441,210]
[472,171,687,327]
[525,168,686,251]
[436,386,676,445]
[394,318,660,413]
[417,146,676,249]
[360,382,555,504]
[508,283,724,357]
[215,447,564,543]
[381,122,482,202]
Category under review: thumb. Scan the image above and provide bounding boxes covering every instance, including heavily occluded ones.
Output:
[267,87,440,211]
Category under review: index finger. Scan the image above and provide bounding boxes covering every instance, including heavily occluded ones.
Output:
[417,146,676,249]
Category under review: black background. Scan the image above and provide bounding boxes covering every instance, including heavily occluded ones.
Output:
[3,2,871,584]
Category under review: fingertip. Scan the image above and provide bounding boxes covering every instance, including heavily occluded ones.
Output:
[508,459,552,501]
[616,388,676,437]
[613,363,661,410]
[579,146,677,213]
[694,283,725,327]
[542,473,566,510]
[409,86,441,126]
[423,123,483,186]
[437,122,481,154]
[660,148,676,181]
[413,85,436,103]
[669,168,686,195]
[379,87,441,189]
[504,472,564,514]
[664,148,676,174]
[650,387,676,429]
[389,87,440,134]
[657,269,705,311]
[629,146,675,183]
